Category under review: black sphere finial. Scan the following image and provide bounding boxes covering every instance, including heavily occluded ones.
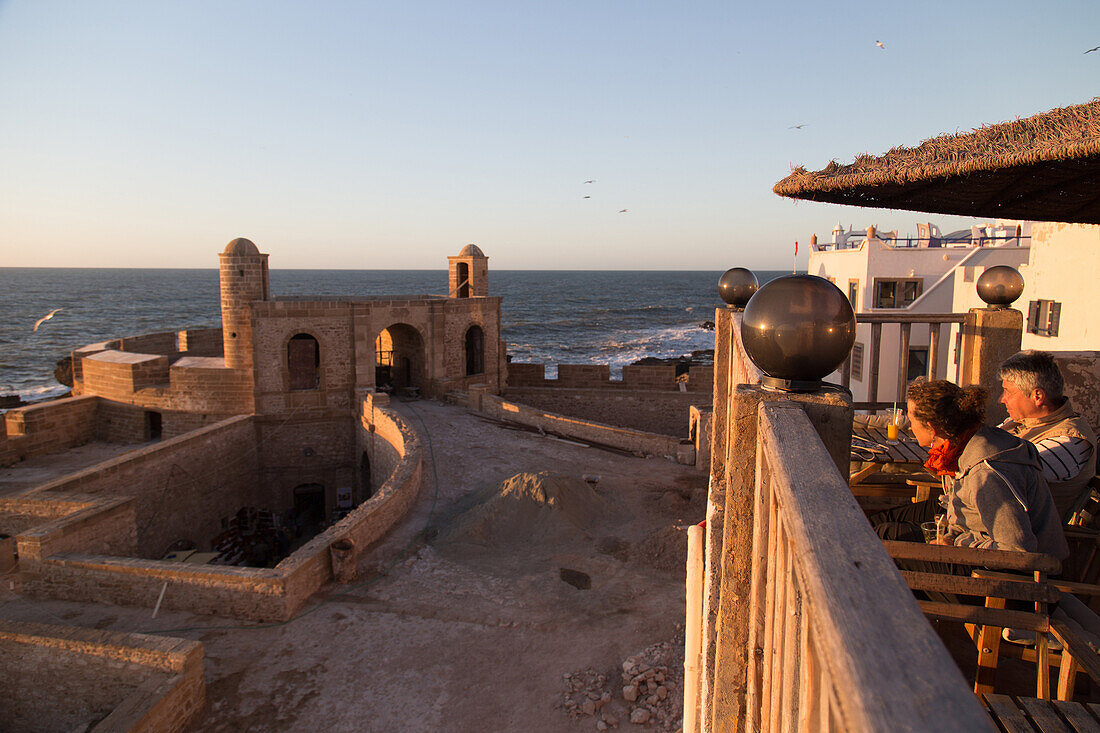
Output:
[976,265,1024,308]
[718,267,758,309]
[740,274,856,392]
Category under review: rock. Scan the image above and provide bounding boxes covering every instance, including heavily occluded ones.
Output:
[597,722,608,731]
[603,712,619,725]
[647,694,658,705]
[622,685,638,702]
[582,700,596,716]
[656,686,667,700]
[630,709,651,725]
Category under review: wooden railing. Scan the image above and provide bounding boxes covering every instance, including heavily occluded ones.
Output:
[842,313,967,411]
[741,402,991,731]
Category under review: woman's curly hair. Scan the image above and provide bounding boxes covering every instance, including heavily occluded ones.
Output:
[906,378,986,439]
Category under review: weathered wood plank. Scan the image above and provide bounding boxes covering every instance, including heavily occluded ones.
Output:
[983,693,1035,733]
[929,323,941,381]
[744,446,772,727]
[1018,696,1074,732]
[900,571,1060,603]
[897,322,912,403]
[757,403,993,731]
[884,541,1062,573]
[1051,700,1100,732]
[869,322,882,404]
[857,313,967,324]
[918,601,1048,632]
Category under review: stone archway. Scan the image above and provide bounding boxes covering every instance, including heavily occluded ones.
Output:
[375,323,426,393]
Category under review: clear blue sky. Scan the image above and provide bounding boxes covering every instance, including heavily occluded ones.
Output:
[2,1,1098,270]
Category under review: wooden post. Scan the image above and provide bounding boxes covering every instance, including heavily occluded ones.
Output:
[684,525,705,732]
[709,385,852,732]
[928,323,941,380]
[897,322,912,400]
[869,322,882,405]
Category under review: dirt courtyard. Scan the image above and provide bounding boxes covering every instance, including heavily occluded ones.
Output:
[0,399,707,732]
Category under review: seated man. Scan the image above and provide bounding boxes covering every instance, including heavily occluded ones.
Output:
[998,350,1097,522]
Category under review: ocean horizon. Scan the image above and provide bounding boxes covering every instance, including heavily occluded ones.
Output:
[0,267,792,400]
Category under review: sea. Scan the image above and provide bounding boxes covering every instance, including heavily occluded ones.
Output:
[0,268,789,401]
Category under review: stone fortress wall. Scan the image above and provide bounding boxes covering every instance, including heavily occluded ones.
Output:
[0,620,205,733]
[503,362,714,438]
[9,399,420,622]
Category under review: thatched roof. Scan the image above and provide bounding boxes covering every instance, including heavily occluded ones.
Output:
[774,98,1100,224]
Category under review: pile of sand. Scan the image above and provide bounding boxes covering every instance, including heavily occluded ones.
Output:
[440,471,607,549]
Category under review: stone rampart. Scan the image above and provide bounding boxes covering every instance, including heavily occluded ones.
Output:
[0,395,99,466]
[16,400,423,622]
[26,415,260,559]
[0,620,204,733]
[506,361,713,392]
[503,386,705,437]
[481,393,687,459]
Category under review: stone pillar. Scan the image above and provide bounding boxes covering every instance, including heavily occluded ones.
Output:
[958,307,1022,425]
[707,384,852,733]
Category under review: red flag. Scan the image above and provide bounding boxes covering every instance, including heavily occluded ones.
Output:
[794,240,799,256]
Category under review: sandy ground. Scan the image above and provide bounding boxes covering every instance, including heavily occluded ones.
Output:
[0,400,706,732]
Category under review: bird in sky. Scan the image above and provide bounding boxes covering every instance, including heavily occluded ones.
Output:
[1085,45,1100,54]
[583,195,591,199]
[618,209,628,213]
[33,308,63,332]
[789,124,807,130]
[583,180,595,184]
[875,40,885,49]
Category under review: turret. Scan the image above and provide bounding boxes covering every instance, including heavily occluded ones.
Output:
[218,237,269,370]
[448,244,489,298]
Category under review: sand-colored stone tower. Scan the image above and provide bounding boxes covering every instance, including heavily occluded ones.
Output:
[448,244,489,298]
[219,237,269,370]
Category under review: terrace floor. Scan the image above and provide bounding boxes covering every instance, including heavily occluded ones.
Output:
[0,400,706,732]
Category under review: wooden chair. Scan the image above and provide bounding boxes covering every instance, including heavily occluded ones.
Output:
[883,540,1061,698]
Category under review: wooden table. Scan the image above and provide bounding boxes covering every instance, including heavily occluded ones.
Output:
[850,423,931,486]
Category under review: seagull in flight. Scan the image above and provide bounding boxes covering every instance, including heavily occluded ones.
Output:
[33,308,63,332]
[583,180,596,184]
[618,209,628,213]
[583,195,591,199]
[875,40,886,49]
[1085,45,1100,54]
[789,123,807,130]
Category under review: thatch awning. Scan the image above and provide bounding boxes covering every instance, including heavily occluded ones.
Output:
[774,99,1100,224]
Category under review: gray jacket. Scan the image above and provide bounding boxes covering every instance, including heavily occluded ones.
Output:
[942,426,1068,560]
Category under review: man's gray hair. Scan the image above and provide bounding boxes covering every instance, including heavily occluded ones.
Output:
[998,350,1064,399]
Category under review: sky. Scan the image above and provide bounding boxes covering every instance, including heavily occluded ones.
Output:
[1,1,1098,271]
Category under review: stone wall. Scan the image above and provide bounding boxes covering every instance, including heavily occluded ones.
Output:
[0,620,204,733]
[0,395,98,466]
[255,414,356,516]
[503,387,706,437]
[17,399,423,622]
[14,494,137,562]
[481,394,688,460]
[507,361,713,392]
[25,416,260,559]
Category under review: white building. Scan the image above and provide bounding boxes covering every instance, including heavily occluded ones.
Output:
[808,220,1031,403]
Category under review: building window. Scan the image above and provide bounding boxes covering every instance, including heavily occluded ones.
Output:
[874,278,922,308]
[850,342,864,381]
[847,279,859,309]
[465,325,485,375]
[907,348,928,383]
[1027,300,1062,337]
[288,333,320,390]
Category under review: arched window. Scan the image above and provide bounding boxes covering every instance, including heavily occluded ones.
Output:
[465,325,484,375]
[288,334,320,390]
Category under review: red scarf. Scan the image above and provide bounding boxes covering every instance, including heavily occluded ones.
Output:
[923,428,977,476]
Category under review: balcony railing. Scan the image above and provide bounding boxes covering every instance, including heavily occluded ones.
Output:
[841,313,968,411]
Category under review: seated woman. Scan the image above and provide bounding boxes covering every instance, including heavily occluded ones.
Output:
[875,378,1067,559]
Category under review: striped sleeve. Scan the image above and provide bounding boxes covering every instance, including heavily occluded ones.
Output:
[1033,436,1092,482]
